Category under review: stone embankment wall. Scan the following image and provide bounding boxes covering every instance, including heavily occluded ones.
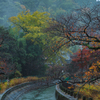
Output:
[56,83,93,100]
[0,81,41,100]
[55,84,77,100]
[0,79,55,100]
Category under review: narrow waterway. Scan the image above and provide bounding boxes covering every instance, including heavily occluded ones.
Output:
[18,86,56,100]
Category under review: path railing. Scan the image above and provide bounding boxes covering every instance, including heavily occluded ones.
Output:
[59,82,93,100]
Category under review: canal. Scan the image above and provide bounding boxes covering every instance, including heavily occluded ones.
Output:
[18,85,56,100]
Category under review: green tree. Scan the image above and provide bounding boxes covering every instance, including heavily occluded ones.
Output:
[9,11,50,43]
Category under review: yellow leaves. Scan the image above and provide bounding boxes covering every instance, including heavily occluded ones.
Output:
[9,11,51,42]
[9,16,18,23]
[89,65,95,70]
[84,61,100,80]
[97,61,100,65]
[90,50,93,53]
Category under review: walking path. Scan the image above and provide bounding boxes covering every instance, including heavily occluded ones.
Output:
[0,94,3,100]
[0,79,58,100]
[0,80,77,100]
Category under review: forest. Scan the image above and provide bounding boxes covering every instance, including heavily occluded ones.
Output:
[0,0,100,99]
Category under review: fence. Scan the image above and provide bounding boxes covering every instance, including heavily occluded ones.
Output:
[59,82,93,100]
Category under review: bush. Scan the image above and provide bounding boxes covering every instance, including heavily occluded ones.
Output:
[0,76,39,93]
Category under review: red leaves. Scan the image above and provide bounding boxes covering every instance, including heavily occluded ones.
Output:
[72,47,100,69]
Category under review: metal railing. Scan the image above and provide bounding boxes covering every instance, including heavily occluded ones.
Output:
[59,82,93,100]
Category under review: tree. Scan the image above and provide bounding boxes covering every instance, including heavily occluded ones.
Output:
[46,65,65,79]
[9,9,73,66]
[46,4,100,50]
[9,10,50,41]
[45,3,100,84]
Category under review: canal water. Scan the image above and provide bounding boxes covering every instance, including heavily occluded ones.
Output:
[18,86,56,100]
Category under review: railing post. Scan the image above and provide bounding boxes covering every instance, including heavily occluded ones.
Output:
[83,96,87,100]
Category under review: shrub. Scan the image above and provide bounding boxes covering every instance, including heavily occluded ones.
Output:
[0,76,40,93]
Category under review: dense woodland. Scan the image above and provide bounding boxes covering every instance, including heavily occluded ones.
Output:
[0,0,100,87]
[1,0,100,99]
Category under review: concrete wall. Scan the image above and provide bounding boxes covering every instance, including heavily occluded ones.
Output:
[1,81,34,100]
[55,84,77,100]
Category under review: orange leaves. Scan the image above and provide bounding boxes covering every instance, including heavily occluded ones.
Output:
[56,41,58,43]
[68,86,71,89]
[89,65,95,70]
[74,74,77,77]
[63,28,66,31]
[68,85,74,89]
[65,33,67,36]
[91,29,94,32]
[85,80,88,82]
[71,32,75,34]
[84,61,100,80]
[67,81,69,83]
[21,5,26,10]
[60,43,62,46]
[77,84,80,86]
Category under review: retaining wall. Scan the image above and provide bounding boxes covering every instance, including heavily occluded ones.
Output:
[55,84,77,100]
[0,81,35,100]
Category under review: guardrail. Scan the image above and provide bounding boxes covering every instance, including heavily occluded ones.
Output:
[0,81,35,100]
[60,82,93,100]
